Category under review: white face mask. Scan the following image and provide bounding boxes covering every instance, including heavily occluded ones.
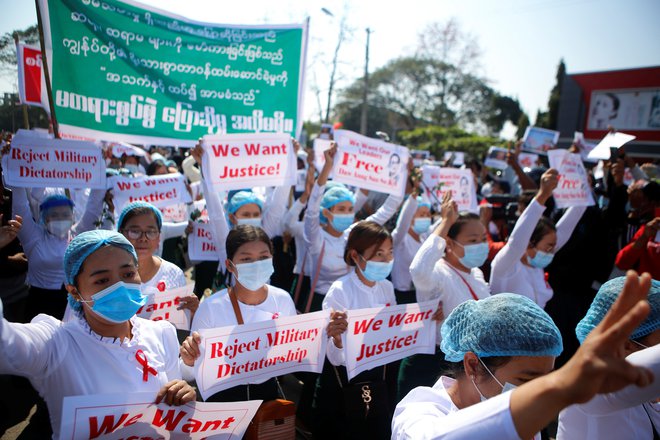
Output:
[233,258,274,291]
[471,357,518,402]
[125,164,140,174]
[47,219,73,238]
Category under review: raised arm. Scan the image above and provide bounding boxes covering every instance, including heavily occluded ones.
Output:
[11,187,41,253]
[393,196,419,248]
[73,188,106,234]
[262,184,290,238]
[304,144,336,257]
[555,205,587,251]
[366,191,404,226]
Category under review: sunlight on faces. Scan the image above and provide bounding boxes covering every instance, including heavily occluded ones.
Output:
[472,355,555,400]
[527,230,557,259]
[226,240,272,275]
[45,205,74,222]
[447,219,487,260]
[322,200,354,225]
[230,203,262,225]
[121,212,160,257]
[351,238,394,271]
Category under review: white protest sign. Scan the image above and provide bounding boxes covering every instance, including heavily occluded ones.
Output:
[201,133,296,192]
[548,149,595,209]
[136,284,195,331]
[161,203,188,222]
[109,141,148,159]
[2,134,105,189]
[343,301,437,380]
[522,126,560,155]
[333,129,409,197]
[188,222,219,261]
[295,169,307,192]
[60,392,261,440]
[422,165,478,213]
[573,132,598,163]
[443,151,465,167]
[518,152,539,169]
[313,138,333,173]
[587,131,636,161]
[195,310,329,400]
[411,149,431,166]
[113,173,192,210]
[484,146,509,170]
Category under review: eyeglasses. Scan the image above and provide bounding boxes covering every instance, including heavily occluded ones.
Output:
[123,228,159,241]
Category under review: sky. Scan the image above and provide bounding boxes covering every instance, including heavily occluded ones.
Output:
[2,0,659,135]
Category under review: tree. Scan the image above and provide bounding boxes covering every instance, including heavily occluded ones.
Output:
[487,94,523,135]
[397,125,499,161]
[516,112,530,139]
[0,25,40,81]
[0,92,49,132]
[535,59,566,129]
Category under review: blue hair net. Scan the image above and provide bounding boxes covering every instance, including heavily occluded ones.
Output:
[227,191,264,215]
[39,194,74,223]
[441,293,563,362]
[117,201,163,231]
[416,196,431,209]
[576,277,660,344]
[63,230,137,311]
[320,186,355,224]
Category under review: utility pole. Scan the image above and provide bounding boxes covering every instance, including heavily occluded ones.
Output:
[360,28,371,135]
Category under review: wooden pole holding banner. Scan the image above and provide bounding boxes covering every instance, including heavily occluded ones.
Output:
[13,33,30,129]
[34,0,60,139]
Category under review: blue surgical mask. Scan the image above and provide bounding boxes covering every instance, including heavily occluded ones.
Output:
[79,281,146,324]
[527,250,554,269]
[331,213,354,232]
[456,242,489,268]
[234,258,274,291]
[412,217,431,234]
[236,217,262,228]
[358,258,393,282]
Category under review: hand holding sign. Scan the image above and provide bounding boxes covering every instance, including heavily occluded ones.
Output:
[155,379,196,406]
[537,168,559,206]
[327,310,348,349]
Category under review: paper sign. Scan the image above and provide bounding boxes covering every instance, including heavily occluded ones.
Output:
[484,146,509,170]
[587,132,636,161]
[411,149,430,167]
[16,42,49,111]
[188,222,219,261]
[136,284,195,330]
[333,129,409,197]
[162,203,188,222]
[109,141,148,159]
[522,126,560,155]
[548,149,595,209]
[573,132,598,163]
[518,152,538,169]
[2,134,106,189]
[443,151,465,167]
[313,138,333,173]
[195,310,329,400]
[422,165,478,213]
[343,301,437,380]
[201,133,295,192]
[60,392,261,440]
[295,169,307,192]
[113,173,192,210]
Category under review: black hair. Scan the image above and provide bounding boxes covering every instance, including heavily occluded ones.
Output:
[447,213,481,240]
[146,159,167,176]
[605,92,620,112]
[226,225,273,261]
[443,356,512,379]
[529,217,556,247]
[118,207,161,232]
[344,221,391,265]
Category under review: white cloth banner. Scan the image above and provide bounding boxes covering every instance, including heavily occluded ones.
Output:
[422,165,478,213]
[195,310,329,400]
[201,133,296,192]
[112,173,192,210]
[188,222,219,261]
[16,42,50,111]
[343,301,437,380]
[136,284,195,330]
[313,138,333,173]
[59,392,261,440]
[2,134,105,189]
[548,149,595,208]
[333,130,409,197]
[587,131,636,161]
[522,126,559,155]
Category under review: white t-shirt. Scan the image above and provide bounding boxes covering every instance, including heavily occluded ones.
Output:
[322,270,396,366]
[392,375,539,439]
[0,305,181,439]
[141,258,187,295]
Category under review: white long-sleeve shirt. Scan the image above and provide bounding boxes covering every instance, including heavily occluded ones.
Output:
[409,234,490,344]
[304,183,402,295]
[392,375,537,440]
[13,187,106,289]
[490,200,586,307]
[156,220,188,257]
[391,196,425,291]
[322,270,396,366]
[0,302,181,439]
[283,198,313,276]
[557,344,660,440]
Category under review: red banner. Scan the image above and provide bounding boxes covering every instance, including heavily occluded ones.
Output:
[16,42,50,112]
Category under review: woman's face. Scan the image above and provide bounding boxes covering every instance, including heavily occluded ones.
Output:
[45,205,74,222]
[233,203,262,220]
[121,213,160,258]
[352,238,393,270]
[448,220,487,259]
[153,165,168,175]
[226,240,272,274]
[527,230,557,259]
[414,205,432,219]
[74,245,140,300]
[474,355,555,400]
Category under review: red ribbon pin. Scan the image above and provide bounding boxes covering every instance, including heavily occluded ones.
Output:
[135,350,158,382]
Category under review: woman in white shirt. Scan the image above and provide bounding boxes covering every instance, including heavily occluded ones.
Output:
[557,276,660,440]
[312,220,397,439]
[303,144,402,313]
[490,168,586,307]
[401,192,490,401]
[0,230,195,439]
[180,225,297,402]
[393,272,659,440]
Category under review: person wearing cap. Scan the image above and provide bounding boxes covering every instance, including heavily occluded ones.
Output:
[490,169,586,307]
[0,230,195,439]
[303,144,403,312]
[392,272,659,440]
[10,185,106,321]
[557,276,660,439]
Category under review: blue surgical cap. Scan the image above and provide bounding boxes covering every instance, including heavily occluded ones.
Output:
[39,194,74,223]
[441,293,563,362]
[227,191,264,215]
[416,196,431,210]
[63,230,138,311]
[576,277,660,344]
[117,201,163,231]
[320,186,355,224]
